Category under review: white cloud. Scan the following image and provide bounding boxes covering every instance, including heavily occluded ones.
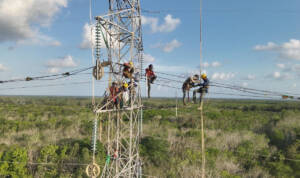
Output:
[276,63,286,69]
[80,23,93,49]
[268,71,292,80]
[273,71,281,79]
[280,39,300,60]
[46,55,77,74]
[275,63,300,74]
[159,14,181,32]
[254,42,277,51]
[47,67,60,74]
[155,65,186,73]
[292,83,297,88]
[80,23,120,50]
[46,55,77,68]
[254,39,300,60]
[141,16,158,31]
[142,14,181,33]
[211,61,221,67]
[0,0,67,45]
[17,34,62,46]
[246,74,256,80]
[242,82,248,87]
[280,49,300,60]
[143,53,155,63]
[203,62,210,68]
[0,64,7,71]
[202,61,222,68]
[151,39,182,53]
[212,72,235,80]
[183,70,205,78]
[50,41,62,47]
[163,39,182,53]
[282,39,300,49]
[155,65,198,77]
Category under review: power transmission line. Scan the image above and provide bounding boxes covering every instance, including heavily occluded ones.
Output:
[141,8,300,14]
[0,81,92,91]
[0,160,88,166]
[0,66,93,84]
[1,70,299,100]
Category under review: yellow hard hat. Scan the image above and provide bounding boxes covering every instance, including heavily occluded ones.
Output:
[123,82,128,88]
[201,73,207,79]
[129,61,134,67]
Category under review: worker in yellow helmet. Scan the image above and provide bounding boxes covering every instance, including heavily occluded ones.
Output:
[193,73,209,103]
[119,81,129,92]
[123,61,135,79]
[119,81,129,108]
[123,82,129,88]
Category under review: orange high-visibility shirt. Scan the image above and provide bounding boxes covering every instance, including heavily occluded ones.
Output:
[145,68,155,77]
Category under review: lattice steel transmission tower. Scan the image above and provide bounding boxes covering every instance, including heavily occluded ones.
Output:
[87,0,144,177]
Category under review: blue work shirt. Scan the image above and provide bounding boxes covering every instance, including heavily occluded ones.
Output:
[199,78,209,87]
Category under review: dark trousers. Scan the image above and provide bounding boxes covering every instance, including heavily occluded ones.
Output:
[148,75,157,83]
[147,76,157,98]
[193,87,208,103]
[182,88,190,105]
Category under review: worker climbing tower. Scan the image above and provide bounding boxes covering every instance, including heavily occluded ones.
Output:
[86,0,143,177]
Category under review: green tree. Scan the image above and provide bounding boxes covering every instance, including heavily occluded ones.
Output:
[140,136,169,167]
[0,147,29,178]
[37,145,59,177]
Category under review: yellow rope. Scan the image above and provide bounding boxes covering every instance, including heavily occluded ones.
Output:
[199,92,206,178]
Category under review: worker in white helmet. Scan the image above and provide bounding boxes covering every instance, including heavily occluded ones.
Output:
[182,74,201,105]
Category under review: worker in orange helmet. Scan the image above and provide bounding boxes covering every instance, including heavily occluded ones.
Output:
[109,81,120,108]
[145,64,157,98]
[193,73,209,103]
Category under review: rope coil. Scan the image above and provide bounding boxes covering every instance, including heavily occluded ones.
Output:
[86,163,101,178]
[93,60,104,80]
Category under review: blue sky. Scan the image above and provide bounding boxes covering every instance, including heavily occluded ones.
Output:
[0,0,300,97]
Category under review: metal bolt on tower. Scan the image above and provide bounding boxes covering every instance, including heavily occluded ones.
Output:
[88,0,144,177]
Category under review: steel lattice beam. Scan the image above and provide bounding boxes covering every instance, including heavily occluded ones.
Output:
[91,0,143,177]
